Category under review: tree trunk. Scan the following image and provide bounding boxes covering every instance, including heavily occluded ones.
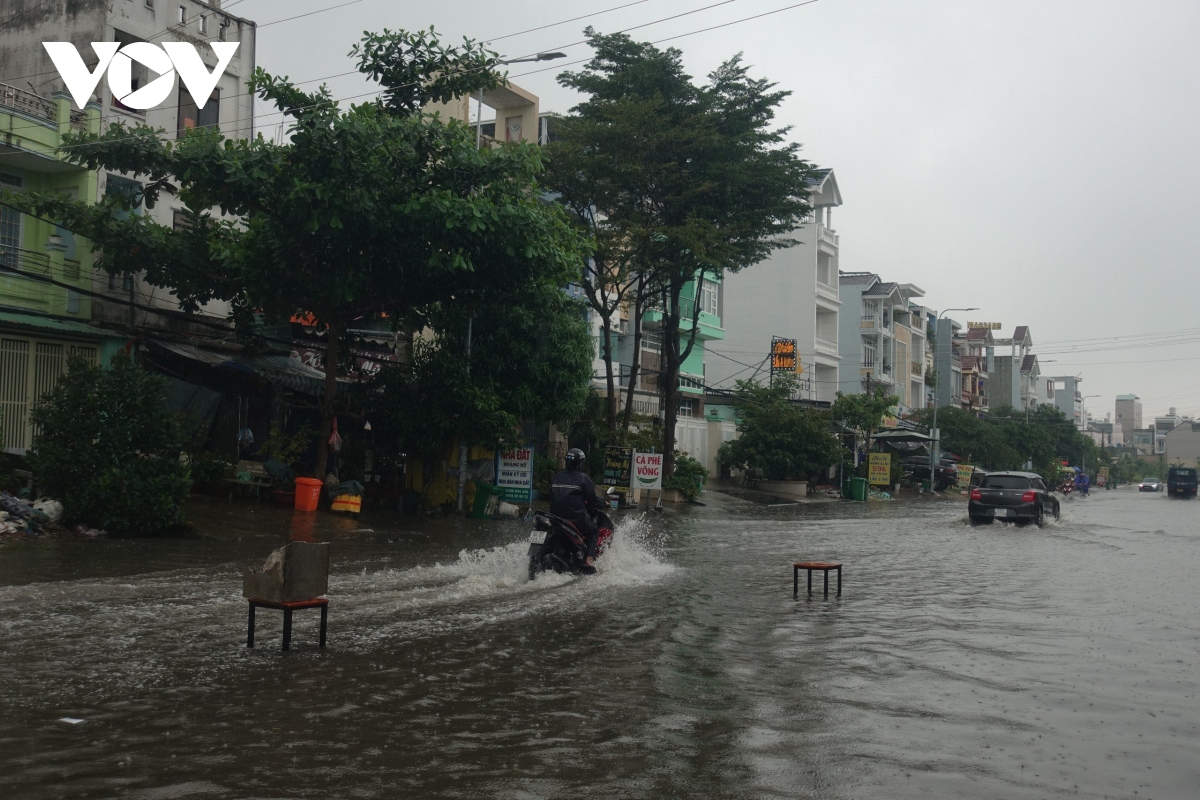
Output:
[661,272,707,477]
[621,275,647,431]
[600,312,617,430]
[313,320,340,480]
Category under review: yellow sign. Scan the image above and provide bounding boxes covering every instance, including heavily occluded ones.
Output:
[770,338,797,373]
[868,453,891,485]
[955,464,976,488]
[967,321,1001,330]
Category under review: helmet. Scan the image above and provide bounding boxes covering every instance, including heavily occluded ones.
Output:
[564,448,586,470]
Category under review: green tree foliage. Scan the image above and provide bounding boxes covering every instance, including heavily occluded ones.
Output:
[664,453,708,502]
[30,354,190,534]
[361,285,593,502]
[548,30,817,465]
[718,375,842,482]
[7,29,588,478]
[910,404,1106,483]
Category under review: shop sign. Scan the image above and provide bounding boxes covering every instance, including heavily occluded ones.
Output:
[495,447,534,502]
[770,337,799,374]
[633,451,664,490]
[602,446,633,492]
[868,453,891,485]
[955,464,976,488]
[967,321,1001,330]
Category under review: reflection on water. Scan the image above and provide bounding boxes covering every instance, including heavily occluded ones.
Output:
[2,490,1198,798]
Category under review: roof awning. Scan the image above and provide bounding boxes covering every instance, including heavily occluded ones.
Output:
[0,310,123,341]
[150,339,352,396]
[872,429,933,443]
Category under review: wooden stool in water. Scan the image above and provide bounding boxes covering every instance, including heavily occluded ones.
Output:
[247,598,328,651]
[794,561,842,599]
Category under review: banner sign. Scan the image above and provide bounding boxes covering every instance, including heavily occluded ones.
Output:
[955,464,976,488]
[1097,467,1109,487]
[602,446,633,492]
[770,337,799,374]
[633,451,664,490]
[967,321,1001,330]
[868,453,891,485]
[495,446,534,503]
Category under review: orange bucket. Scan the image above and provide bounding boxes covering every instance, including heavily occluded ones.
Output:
[294,477,323,512]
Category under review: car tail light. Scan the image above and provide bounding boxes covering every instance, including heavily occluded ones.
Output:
[970,488,982,501]
[1022,491,1037,503]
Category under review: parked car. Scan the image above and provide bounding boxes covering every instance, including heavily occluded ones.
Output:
[968,471,1061,526]
[1138,478,1163,493]
[901,461,958,491]
[1166,466,1198,498]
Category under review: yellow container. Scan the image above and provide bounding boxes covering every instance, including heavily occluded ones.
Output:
[331,494,362,514]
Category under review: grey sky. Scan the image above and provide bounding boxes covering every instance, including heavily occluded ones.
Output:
[241,0,1200,421]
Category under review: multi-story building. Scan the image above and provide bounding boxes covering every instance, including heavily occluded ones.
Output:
[835,273,926,414]
[1152,408,1191,456]
[933,316,964,409]
[1115,394,1142,445]
[953,326,994,414]
[708,168,842,404]
[990,326,1040,412]
[1045,375,1084,428]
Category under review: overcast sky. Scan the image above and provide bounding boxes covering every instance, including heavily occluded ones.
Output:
[239,0,1200,421]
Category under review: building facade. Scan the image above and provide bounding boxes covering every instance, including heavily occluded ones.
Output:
[707,169,842,404]
[990,326,1040,411]
[1045,375,1083,428]
[836,273,926,414]
[1115,394,1143,446]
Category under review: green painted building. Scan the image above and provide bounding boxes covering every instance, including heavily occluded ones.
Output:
[0,83,124,453]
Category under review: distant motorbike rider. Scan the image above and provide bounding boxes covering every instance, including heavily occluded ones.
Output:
[549,448,605,573]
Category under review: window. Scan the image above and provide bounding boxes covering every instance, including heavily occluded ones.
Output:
[105,174,143,219]
[700,280,718,317]
[177,88,219,137]
[678,398,700,418]
[199,14,207,34]
[0,173,23,265]
[982,475,1032,490]
[172,209,194,231]
[178,5,186,24]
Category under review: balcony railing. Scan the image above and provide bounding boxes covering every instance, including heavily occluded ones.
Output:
[911,361,922,376]
[0,245,83,281]
[881,361,892,375]
[0,82,88,131]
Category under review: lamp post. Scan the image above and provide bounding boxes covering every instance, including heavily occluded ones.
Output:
[476,52,566,148]
[929,307,978,490]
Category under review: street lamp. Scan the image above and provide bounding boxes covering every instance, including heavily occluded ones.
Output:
[476,52,567,147]
[929,307,978,490]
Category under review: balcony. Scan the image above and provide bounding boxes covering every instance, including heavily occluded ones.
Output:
[911,361,922,377]
[0,82,88,131]
[818,226,839,248]
[860,315,877,330]
[816,336,838,355]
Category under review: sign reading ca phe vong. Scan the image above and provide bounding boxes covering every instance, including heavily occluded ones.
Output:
[633,451,664,490]
[495,447,534,503]
[868,453,891,485]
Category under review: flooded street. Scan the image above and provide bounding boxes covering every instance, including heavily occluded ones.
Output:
[2,488,1199,799]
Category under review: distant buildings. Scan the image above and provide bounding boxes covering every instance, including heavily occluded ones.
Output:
[1045,375,1084,428]
[1115,394,1143,445]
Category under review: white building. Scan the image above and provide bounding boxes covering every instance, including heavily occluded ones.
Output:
[707,169,842,403]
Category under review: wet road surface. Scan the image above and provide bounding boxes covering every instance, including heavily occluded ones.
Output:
[1,488,1198,798]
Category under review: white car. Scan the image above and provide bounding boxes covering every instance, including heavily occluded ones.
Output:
[1139,479,1163,492]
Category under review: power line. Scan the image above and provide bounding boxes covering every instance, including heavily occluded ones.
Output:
[1,0,825,158]
[0,0,55,30]
[485,0,658,44]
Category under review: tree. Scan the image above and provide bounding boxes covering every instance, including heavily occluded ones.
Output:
[831,387,899,472]
[7,29,587,478]
[30,353,190,534]
[550,30,817,469]
[718,374,842,482]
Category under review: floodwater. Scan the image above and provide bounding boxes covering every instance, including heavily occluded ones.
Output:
[2,488,1199,798]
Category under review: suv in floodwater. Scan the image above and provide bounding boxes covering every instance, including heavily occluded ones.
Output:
[968,471,1061,527]
[1167,466,1198,498]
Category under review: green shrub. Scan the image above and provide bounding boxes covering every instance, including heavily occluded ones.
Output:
[29,353,191,535]
[665,452,708,502]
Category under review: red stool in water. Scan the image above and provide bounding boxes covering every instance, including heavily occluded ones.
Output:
[794,561,842,599]
[247,598,328,651]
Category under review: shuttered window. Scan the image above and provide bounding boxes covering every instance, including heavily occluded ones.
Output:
[1,339,31,451]
[0,337,98,452]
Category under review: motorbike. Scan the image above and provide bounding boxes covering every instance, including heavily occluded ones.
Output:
[527,508,615,580]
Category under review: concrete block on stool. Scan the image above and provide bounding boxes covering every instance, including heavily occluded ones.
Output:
[243,542,330,603]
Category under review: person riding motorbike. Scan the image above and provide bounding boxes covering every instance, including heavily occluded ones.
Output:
[549,448,605,574]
